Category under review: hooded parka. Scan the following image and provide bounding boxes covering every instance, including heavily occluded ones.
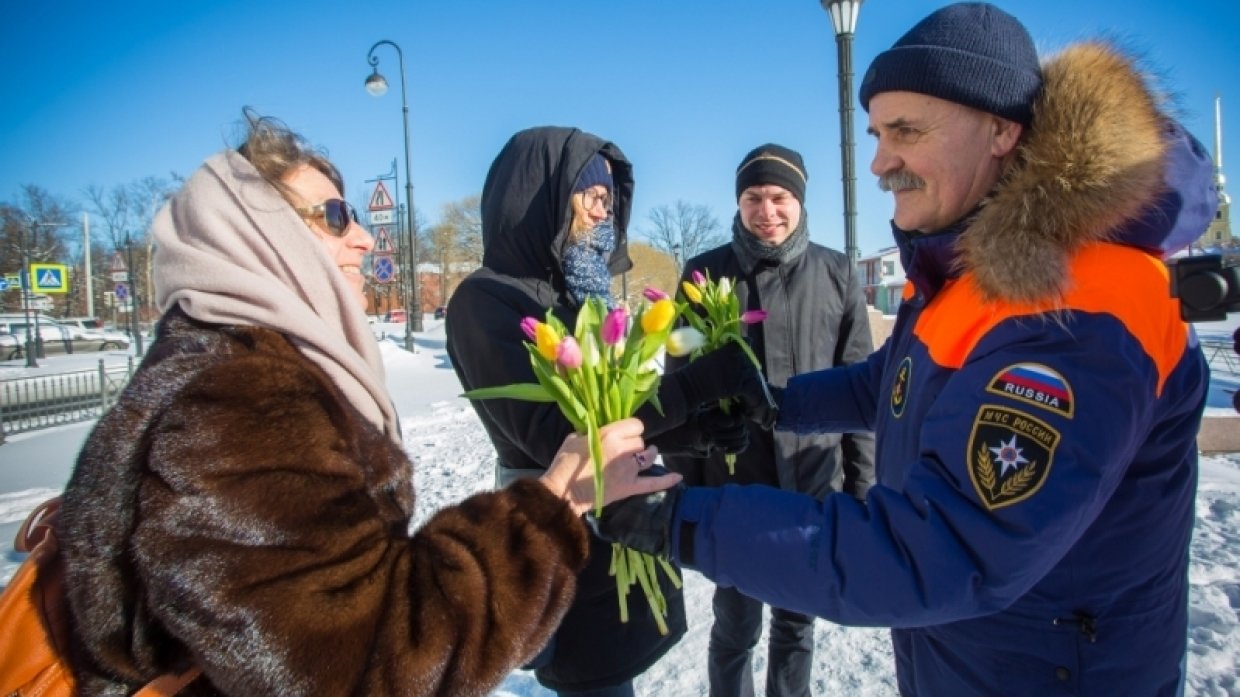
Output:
[446,126,685,691]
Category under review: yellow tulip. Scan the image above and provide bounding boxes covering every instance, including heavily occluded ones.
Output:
[681,281,703,304]
[641,298,677,334]
[534,322,561,361]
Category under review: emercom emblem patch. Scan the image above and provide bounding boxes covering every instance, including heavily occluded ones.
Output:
[986,362,1074,418]
[967,405,1059,511]
[890,356,912,419]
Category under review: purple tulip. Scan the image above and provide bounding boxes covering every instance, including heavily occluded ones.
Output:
[643,287,669,302]
[602,308,628,345]
[556,336,583,369]
[520,317,539,341]
[692,270,707,286]
[740,310,769,324]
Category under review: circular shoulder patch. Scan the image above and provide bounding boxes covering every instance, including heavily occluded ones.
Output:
[890,356,912,419]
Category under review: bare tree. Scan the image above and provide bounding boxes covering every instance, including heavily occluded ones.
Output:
[0,187,75,314]
[441,194,483,265]
[421,195,483,306]
[83,184,132,253]
[641,200,726,273]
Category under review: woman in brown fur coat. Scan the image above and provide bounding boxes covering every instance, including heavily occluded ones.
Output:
[56,110,681,697]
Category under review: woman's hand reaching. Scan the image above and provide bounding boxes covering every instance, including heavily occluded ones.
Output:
[540,418,682,516]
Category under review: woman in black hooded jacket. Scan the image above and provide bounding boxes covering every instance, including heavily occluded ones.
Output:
[446,126,769,695]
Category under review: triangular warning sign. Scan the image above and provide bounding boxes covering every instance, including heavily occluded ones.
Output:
[373,226,395,253]
[368,181,395,211]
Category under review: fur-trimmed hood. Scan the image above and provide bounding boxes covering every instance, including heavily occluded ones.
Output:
[947,42,1217,303]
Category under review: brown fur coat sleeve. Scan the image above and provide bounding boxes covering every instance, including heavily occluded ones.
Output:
[61,318,589,697]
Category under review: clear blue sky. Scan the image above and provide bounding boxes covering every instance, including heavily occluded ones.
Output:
[1,0,1236,258]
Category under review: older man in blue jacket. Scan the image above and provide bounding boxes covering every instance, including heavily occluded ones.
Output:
[594,4,1218,695]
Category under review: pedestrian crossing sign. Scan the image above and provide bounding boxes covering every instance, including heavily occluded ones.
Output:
[30,263,69,293]
[374,226,395,253]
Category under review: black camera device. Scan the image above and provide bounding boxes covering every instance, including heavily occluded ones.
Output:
[1168,254,1240,322]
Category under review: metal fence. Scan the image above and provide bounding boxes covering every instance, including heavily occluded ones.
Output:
[1202,339,1239,374]
[0,359,135,441]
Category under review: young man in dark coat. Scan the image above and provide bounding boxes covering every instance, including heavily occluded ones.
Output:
[665,144,875,697]
[446,126,770,696]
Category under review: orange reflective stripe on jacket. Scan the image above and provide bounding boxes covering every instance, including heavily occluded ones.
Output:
[914,243,1187,396]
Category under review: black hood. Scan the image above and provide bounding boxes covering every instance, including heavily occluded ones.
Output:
[480,126,634,283]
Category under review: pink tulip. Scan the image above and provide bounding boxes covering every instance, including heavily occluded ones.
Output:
[740,310,769,324]
[602,308,628,345]
[691,270,707,285]
[556,336,583,369]
[520,317,539,341]
[643,287,669,302]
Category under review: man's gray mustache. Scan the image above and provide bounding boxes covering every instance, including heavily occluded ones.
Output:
[879,171,925,192]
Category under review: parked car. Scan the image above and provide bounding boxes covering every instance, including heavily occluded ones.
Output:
[385,309,407,323]
[433,306,447,320]
[56,322,131,352]
[0,314,131,356]
[61,317,105,332]
[0,332,20,360]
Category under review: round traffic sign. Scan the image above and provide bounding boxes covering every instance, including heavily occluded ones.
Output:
[373,255,395,284]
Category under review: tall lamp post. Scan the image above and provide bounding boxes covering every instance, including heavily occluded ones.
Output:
[18,218,66,367]
[19,242,38,368]
[821,0,863,266]
[365,39,422,347]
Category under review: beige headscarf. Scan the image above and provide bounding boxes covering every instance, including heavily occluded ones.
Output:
[152,149,401,443]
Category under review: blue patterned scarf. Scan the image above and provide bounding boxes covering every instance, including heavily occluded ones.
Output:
[563,220,616,307]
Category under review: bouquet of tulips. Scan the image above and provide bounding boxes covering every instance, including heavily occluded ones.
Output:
[670,270,767,474]
[462,294,683,634]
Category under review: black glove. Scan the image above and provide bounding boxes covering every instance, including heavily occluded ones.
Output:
[668,341,760,406]
[586,465,685,558]
[638,341,777,437]
[745,384,783,431]
[649,404,748,457]
[672,341,781,430]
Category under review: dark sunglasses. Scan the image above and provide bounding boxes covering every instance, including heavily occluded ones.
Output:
[294,198,360,237]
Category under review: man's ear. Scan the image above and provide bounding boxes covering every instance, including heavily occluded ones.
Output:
[991,117,1023,158]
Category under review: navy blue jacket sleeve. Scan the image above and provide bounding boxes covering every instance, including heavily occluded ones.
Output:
[670,313,1187,627]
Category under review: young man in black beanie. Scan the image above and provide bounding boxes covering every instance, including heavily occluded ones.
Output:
[591,3,1218,695]
[664,143,875,697]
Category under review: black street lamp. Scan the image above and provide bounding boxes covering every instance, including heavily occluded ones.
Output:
[19,243,38,368]
[365,39,423,346]
[821,0,863,266]
[123,232,145,357]
[17,218,65,366]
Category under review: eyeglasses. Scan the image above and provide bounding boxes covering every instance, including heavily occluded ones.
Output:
[581,189,612,213]
[294,199,360,237]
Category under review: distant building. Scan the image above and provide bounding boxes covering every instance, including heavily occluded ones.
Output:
[857,246,906,314]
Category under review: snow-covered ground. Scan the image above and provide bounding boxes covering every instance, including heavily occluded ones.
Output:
[2,314,1238,695]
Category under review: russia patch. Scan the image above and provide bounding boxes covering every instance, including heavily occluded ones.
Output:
[967,405,1059,511]
[986,362,1074,418]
